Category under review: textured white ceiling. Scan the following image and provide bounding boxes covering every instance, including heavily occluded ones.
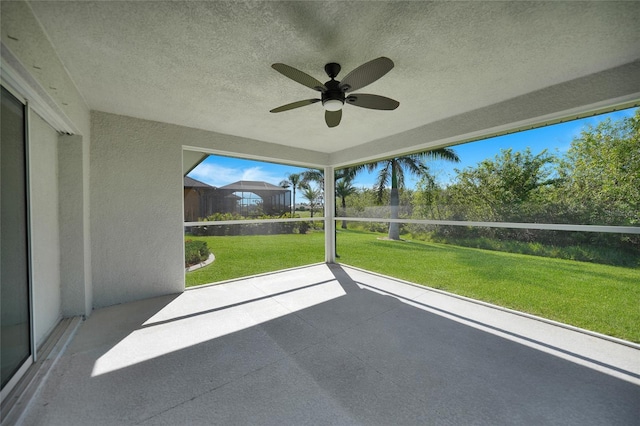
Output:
[29,1,640,157]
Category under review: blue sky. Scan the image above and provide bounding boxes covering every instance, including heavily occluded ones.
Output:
[188,156,309,189]
[188,107,637,201]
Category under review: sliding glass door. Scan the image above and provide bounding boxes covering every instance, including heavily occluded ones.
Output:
[1,86,32,392]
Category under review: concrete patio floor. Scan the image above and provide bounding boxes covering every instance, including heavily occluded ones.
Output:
[18,264,640,425]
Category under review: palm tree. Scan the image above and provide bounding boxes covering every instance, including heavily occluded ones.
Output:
[301,169,324,198]
[301,169,325,220]
[300,184,322,218]
[279,173,303,216]
[335,178,357,229]
[348,149,459,240]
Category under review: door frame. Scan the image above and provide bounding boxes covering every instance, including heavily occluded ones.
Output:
[0,83,35,403]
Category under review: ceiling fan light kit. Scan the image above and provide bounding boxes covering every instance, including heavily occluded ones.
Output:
[323,99,344,111]
[270,57,399,128]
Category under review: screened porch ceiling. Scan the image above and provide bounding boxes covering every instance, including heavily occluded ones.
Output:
[27,1,640,167]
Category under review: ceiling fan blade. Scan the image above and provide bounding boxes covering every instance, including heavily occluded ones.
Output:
[346,94,399,110]
[325,110,342,128]
[339,57,394,92]
[270,99,320,113]
[272,63,327,92]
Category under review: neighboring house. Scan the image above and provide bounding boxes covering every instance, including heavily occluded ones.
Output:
[183,176,217,222]
[184,178,291,220]
[216,180,291,217]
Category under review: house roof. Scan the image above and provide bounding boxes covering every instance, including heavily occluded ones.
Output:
[218,181,288,192]
[184,176,215,189]
[24,1,640,166]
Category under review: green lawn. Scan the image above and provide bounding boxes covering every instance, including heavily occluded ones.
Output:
[337,229,640,343]
[292,210,318,218]
[185,232,325,287]
[186,229,640,342]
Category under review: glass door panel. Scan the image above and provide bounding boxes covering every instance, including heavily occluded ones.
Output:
[1,86,31,390]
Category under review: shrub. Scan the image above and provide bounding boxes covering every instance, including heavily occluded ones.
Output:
[189,212,319,236]
[298,221,310,234]
[185,240,210,267]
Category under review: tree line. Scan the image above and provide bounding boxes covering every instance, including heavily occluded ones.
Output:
[337,110,639,263]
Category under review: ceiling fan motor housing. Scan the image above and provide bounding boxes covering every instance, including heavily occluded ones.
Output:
[322,79,345,109]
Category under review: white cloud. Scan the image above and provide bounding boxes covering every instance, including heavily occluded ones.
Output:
[188,164,284,187]
[188,163,240,187]
[241,166,282,185]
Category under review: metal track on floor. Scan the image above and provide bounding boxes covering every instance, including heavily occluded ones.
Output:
[1,316,82,426]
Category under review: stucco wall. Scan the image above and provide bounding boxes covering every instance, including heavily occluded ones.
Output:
[59,134,92,317]
[29,112,61,346]
[90,111,329,308]
[90,112,185,307]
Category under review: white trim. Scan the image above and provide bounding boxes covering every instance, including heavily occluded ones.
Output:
[180,149,187,288]
[330,99,640,168]
[324,166,336,263]
[182,145,327,169]
[185,217,324,227]
[1,79,26,103]
[1,42,77,135]
[335,217,640,234]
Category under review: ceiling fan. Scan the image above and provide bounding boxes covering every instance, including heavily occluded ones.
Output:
[270,57,399,128]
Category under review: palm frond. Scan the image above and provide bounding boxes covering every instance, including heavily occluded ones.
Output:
[415,148,460,163]
[374,162,391,202]
[337,165,366,182]
[301,169,324,185]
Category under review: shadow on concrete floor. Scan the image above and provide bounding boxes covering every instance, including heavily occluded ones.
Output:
[21,264,640,425]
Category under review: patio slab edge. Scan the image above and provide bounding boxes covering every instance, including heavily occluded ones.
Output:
[339,263,640,351]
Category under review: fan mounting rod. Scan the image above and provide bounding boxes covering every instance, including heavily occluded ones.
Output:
[324,62,341,79]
